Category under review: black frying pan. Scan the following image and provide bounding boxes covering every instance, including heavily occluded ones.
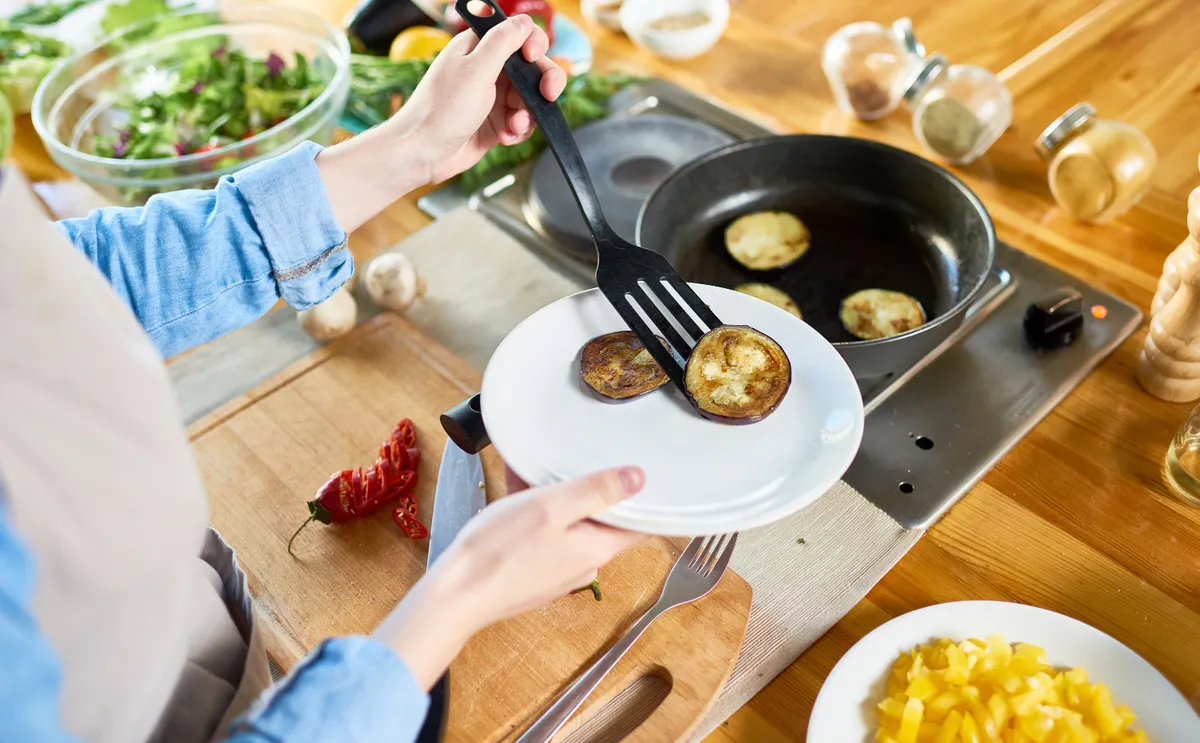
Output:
[636,135,996,379]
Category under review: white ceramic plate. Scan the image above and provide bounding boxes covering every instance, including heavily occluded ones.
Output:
[480,283,864,535]
[809,601,1200,742]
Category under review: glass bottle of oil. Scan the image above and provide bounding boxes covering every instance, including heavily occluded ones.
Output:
[1165,401,1200,506]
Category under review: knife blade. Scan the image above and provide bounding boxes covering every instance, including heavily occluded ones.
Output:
[427,441,486,569]
[416,436,487,743]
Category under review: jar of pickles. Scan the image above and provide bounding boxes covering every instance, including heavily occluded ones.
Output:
[1035,103,1158,223]
[902,53,1011,165]
[822,18,925,121]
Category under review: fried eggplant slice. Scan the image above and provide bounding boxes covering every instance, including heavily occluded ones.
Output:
[724,211,810,271]
[684,325,791,423]
[580,331,670,400]
[839,289,927,340]
[735,282,803,319]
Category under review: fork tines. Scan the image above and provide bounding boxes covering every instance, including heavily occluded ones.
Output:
[686,533,738,578]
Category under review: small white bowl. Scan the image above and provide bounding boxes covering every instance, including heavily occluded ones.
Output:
[619,0,730,61]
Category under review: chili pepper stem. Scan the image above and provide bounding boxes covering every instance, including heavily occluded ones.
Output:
[570,580,602,601]
[287,516,316,558]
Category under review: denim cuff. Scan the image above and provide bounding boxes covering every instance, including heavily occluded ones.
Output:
[233,141,352,309]
[229,636,430,743]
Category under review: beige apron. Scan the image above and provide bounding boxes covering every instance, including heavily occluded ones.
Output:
[0,168,271,743]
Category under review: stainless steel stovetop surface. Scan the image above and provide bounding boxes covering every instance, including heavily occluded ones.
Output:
[417,79,1142,530]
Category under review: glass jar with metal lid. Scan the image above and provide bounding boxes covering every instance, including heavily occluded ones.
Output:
[822,18,925,121]
[1035,103,1157,223]
[903,53,1011,165]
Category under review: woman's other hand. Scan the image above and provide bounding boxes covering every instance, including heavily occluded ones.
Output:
[391,14,567,185]
[314,14,565,233]
[374,466,647,688]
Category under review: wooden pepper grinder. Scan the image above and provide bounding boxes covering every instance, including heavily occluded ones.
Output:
[1137,163,1200,401]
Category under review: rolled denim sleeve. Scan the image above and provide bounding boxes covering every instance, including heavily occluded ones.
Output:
[57,141,353,359]
[227,636,430,743]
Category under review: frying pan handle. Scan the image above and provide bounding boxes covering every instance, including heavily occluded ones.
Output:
[441,393,490,454]
[455,0,616,245]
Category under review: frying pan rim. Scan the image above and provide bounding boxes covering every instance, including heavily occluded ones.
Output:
[634,133,997,349]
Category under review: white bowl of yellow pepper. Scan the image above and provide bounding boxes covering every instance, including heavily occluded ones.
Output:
[619,0,729,62]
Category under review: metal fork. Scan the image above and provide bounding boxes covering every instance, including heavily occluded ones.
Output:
[514,533,739,743]
[456,0,724,395]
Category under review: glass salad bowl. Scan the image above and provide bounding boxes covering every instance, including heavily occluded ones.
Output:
[31,4,350,206]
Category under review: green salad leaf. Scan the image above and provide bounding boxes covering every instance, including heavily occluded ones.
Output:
[100,0,215,51]
[93,47,328,160]
[0,27,70,113]
[6,0,94,26]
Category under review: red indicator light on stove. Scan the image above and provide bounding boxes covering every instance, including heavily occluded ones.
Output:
[1091,304,1108,320]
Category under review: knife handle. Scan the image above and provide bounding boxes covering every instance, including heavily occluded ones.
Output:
[441,394,489,454]
[415,672,449,743]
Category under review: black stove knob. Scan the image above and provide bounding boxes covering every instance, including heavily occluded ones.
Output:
[1024,287,1084,349]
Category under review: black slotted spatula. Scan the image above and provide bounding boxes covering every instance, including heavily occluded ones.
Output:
[455,0,724,393]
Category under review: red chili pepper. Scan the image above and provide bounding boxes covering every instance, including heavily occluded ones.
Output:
[288,419,420,555]
[392,494,428,540]
[193,143,220,154]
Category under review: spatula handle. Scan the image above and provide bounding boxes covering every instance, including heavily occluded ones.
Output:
[455,0,616,244]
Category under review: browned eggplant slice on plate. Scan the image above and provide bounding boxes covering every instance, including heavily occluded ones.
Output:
[839,288,927,340]
[735,282,803,319]
[684,325,792,423]
[724,211,811,271]
[580,331,670,400]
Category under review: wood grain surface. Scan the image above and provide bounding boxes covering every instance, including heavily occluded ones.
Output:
[10,0,1200,739]
[186,313,753,743]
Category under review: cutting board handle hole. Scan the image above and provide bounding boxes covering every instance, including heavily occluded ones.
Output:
[560,672,672,743]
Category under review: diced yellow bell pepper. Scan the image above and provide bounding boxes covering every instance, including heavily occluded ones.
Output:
[879,697,907,719]
[898,697,924,743]
[933,710,962,743]
[990,691,1011,727]
[945,645,971,685]
[916,721,941,742]
[960,711,983,743]
[874,637,1146,743]
[926,690,961,723]
[906,673,939,702]
[1091,685,1123,737]
[1019,713,1056,743]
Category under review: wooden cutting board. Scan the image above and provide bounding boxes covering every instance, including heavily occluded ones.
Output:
[187,313,753,743]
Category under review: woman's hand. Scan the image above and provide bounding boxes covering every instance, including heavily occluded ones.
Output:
[392,14,567,185]
[314,14,565,233]
[373,466,647,688]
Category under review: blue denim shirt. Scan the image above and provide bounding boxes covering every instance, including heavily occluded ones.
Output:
[0,142,430,742]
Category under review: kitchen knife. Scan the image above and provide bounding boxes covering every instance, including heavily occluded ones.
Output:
[414,431,487,743]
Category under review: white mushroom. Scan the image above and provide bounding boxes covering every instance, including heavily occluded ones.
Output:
[365,252,427,314]
[297,287,358,342]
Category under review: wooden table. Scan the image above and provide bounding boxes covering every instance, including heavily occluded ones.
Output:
[10,0,1200,739]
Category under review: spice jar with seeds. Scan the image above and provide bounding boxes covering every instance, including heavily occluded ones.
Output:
[822,18,925,121]
[903,53,1011,165]
[1034,103,1157,223]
